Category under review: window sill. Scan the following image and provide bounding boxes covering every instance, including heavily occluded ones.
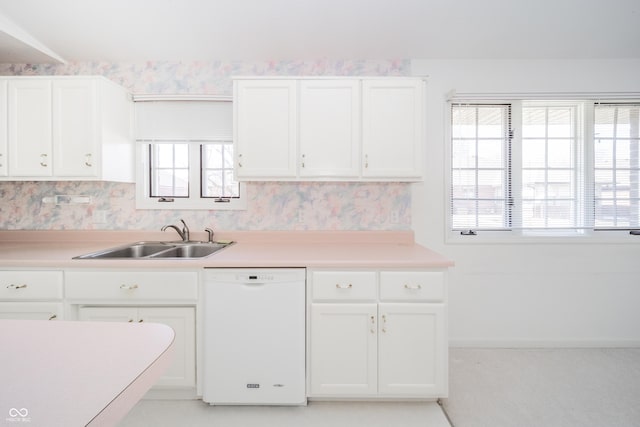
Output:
[136,197,247,211]
[446,231,640,245]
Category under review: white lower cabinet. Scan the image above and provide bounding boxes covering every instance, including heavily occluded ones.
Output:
[310,303,378,395]
[308,270,447,399]
[0,270,63,320]
[78,305,196,388]
[377,303,445,395]
[65,270,198,394]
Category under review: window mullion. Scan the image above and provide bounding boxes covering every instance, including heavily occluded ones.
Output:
[188,141,200,199]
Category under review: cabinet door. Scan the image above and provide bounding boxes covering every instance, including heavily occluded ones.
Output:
[138,307,196,388]
[7,79,52,176]
[78,306,137,322]
[52,79,98,177]
[378,303,446,396]
[0,80,7,177]
[234,80,297,179]
[0,302,62,320]
[310,303,377,395]
[362,79,424,179]
[299,80,360,178]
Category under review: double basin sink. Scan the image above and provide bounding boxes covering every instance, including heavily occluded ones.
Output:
[74,241,234,260]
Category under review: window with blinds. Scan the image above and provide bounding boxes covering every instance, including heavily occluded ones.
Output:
[451,104,512,231]
[450,99,639,236]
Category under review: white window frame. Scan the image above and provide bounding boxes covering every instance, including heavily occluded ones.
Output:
[446,97,640,243]
[135,139,247,210]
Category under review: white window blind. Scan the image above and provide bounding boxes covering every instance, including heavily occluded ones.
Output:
[135,101,232,140]
[594,103,640,229]
[451,104,512,231]
[520,103,581,230]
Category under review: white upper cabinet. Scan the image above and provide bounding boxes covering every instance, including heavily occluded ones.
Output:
[52,79,98,177]
[7,79,52,177]
[362,79,424,179]
[233,77,425,182]
[299,80,360,178]
[2,76,133,182]
[234,79,297,179]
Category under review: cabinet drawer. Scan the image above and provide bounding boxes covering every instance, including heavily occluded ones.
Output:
[379,271,444,302]
[65,271,198,301]
[312,271,377,301]
[0,271,63,300]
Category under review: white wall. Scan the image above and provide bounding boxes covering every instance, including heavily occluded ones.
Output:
[411,59,640,347]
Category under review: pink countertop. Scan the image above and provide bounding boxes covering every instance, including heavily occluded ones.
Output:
[0,319,174,426]
[0,230,454,269]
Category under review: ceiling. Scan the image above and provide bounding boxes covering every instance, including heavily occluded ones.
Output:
[0,0,639,64]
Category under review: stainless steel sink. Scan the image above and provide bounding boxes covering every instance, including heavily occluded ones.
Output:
[150,243,228,258]
[73,241,233,260]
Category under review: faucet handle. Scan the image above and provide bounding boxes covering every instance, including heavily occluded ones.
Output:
[205,228,214,243]
[179,219,190,241]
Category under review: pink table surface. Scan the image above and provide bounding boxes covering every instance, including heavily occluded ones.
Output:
[0,319,174,427]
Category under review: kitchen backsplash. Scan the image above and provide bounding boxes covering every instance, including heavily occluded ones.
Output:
[0,59,412,231]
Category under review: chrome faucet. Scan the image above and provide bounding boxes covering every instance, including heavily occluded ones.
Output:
[161,219,190,242]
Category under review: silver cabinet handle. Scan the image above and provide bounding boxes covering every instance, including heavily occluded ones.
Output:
[381,314,387,333]
[370,315,375,334]
[48,314,57,320]
[404,284,422,290]
[301,154,306,168]
[85,153,93,167]
[119,284,139,290]
[40,154,48,167]
[364,154,369,169]
[335,283,353,289]
[7,284,27,289]
[238,153,243,168]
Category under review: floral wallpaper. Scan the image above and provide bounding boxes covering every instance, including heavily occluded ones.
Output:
[0,60,412,231]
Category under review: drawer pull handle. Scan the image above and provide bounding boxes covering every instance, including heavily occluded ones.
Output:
[85,153,93,167]
[138,319,144,323]
[40,153,48,167]
[7,284,28,289]
[48,314,57,320]
[120,284,139,290]
[336,283,353,289]
[404,284,422,290]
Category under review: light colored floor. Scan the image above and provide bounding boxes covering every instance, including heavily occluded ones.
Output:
[121,348,640,427]
[119,401,450,427]
[442,348,640,427]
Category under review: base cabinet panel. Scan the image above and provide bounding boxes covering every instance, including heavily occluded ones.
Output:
[78,306,195,388]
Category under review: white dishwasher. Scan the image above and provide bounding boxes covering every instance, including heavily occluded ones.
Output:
[202,268,306,405]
